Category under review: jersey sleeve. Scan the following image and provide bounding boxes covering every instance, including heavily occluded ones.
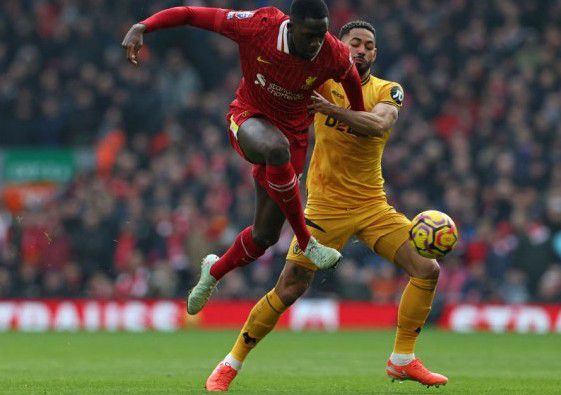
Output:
[378,82,405,109]
[214,7,283,42]
[141,7,224,33]
[329,36,355,83]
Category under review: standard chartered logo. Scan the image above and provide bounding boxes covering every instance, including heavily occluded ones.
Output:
[254,73,304,101]
[254,73,266,87]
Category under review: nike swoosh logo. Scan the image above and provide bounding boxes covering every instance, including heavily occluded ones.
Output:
[257,56,272,65]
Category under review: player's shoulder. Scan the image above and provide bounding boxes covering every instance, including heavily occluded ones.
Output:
[369,75,404,107]
[369,75,402,91]
[251,7,287,24]
[226,7,285,27]
[324,32,350,54]
[322,33,352,74]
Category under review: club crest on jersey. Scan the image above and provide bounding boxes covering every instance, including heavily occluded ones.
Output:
[302,76,317,90]
[227,11,255,20]
[331,90,345,100]
[390,86,404,105]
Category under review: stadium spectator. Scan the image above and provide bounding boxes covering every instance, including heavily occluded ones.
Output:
[0,0,560,304]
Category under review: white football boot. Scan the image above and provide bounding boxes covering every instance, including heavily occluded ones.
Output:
[303,237,342,270]
[187,254,219,315]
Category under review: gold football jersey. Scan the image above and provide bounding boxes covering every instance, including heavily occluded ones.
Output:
[306,75,404,209]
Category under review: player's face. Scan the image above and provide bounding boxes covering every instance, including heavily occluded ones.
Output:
[289,18,329,60]
[342,28,377,76]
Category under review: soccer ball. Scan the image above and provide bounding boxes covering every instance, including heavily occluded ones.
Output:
[409,210,458,259]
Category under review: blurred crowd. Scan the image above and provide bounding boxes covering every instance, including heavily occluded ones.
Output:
[1,0,561,305]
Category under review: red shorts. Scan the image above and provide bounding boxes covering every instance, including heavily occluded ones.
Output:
[226,103,308,188]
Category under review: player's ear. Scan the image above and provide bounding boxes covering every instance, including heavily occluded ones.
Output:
[372,47,378,63]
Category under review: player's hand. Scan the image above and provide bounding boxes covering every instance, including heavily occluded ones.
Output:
[308,91,336,115]
[122,23,146,66]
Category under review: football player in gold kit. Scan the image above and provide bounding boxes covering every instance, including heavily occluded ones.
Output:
[205,21,447,391]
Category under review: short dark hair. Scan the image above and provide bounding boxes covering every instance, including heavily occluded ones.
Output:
[339,20,376,40]
[290,0,329,20]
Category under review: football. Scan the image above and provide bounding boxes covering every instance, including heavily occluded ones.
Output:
[409,210,458,259]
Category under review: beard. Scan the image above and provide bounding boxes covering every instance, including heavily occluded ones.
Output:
[355,61,372,77]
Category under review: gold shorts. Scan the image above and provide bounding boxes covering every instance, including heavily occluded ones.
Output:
[287,203,411,271]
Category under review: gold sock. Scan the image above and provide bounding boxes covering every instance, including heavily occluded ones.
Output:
[393,277,438,355]
[230,289,287,362]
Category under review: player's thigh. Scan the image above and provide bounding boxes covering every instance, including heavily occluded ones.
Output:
[286,209,354,271]
[275,260,315,306]
[356,206,411,263]
[393,241,440,279]
[237,117,289,164]
[252,179,285,246]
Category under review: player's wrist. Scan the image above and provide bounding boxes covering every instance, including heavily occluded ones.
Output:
[329,105,343,117]
[133,23,147,33]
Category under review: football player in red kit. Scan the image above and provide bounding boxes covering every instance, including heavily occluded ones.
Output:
[122,0,365,315]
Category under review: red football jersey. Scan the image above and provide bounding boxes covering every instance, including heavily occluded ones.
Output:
[214,7,354,139]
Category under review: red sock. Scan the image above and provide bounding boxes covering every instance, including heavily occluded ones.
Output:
[265,163,311,250]
[209,226,266,280]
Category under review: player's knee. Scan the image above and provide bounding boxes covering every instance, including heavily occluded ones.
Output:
[263,137,290,165]
[413,258,440,280]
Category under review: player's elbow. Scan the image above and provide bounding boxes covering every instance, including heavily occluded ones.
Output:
[369,125,387,137]
[368,116,396,136]
[369,130,385,138]
[360,123,385,137]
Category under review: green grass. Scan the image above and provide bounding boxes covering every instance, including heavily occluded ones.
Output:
[0,330,560,394]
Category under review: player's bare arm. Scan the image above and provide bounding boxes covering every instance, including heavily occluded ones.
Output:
[308,91,398,137]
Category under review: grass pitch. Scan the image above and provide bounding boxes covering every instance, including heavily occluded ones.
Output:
[0,329,560,394]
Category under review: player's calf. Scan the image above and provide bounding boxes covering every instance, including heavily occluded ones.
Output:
[275,261,315,305]
[251,228,281,251]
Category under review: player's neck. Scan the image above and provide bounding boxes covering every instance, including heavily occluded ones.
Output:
[287,30,306,60]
